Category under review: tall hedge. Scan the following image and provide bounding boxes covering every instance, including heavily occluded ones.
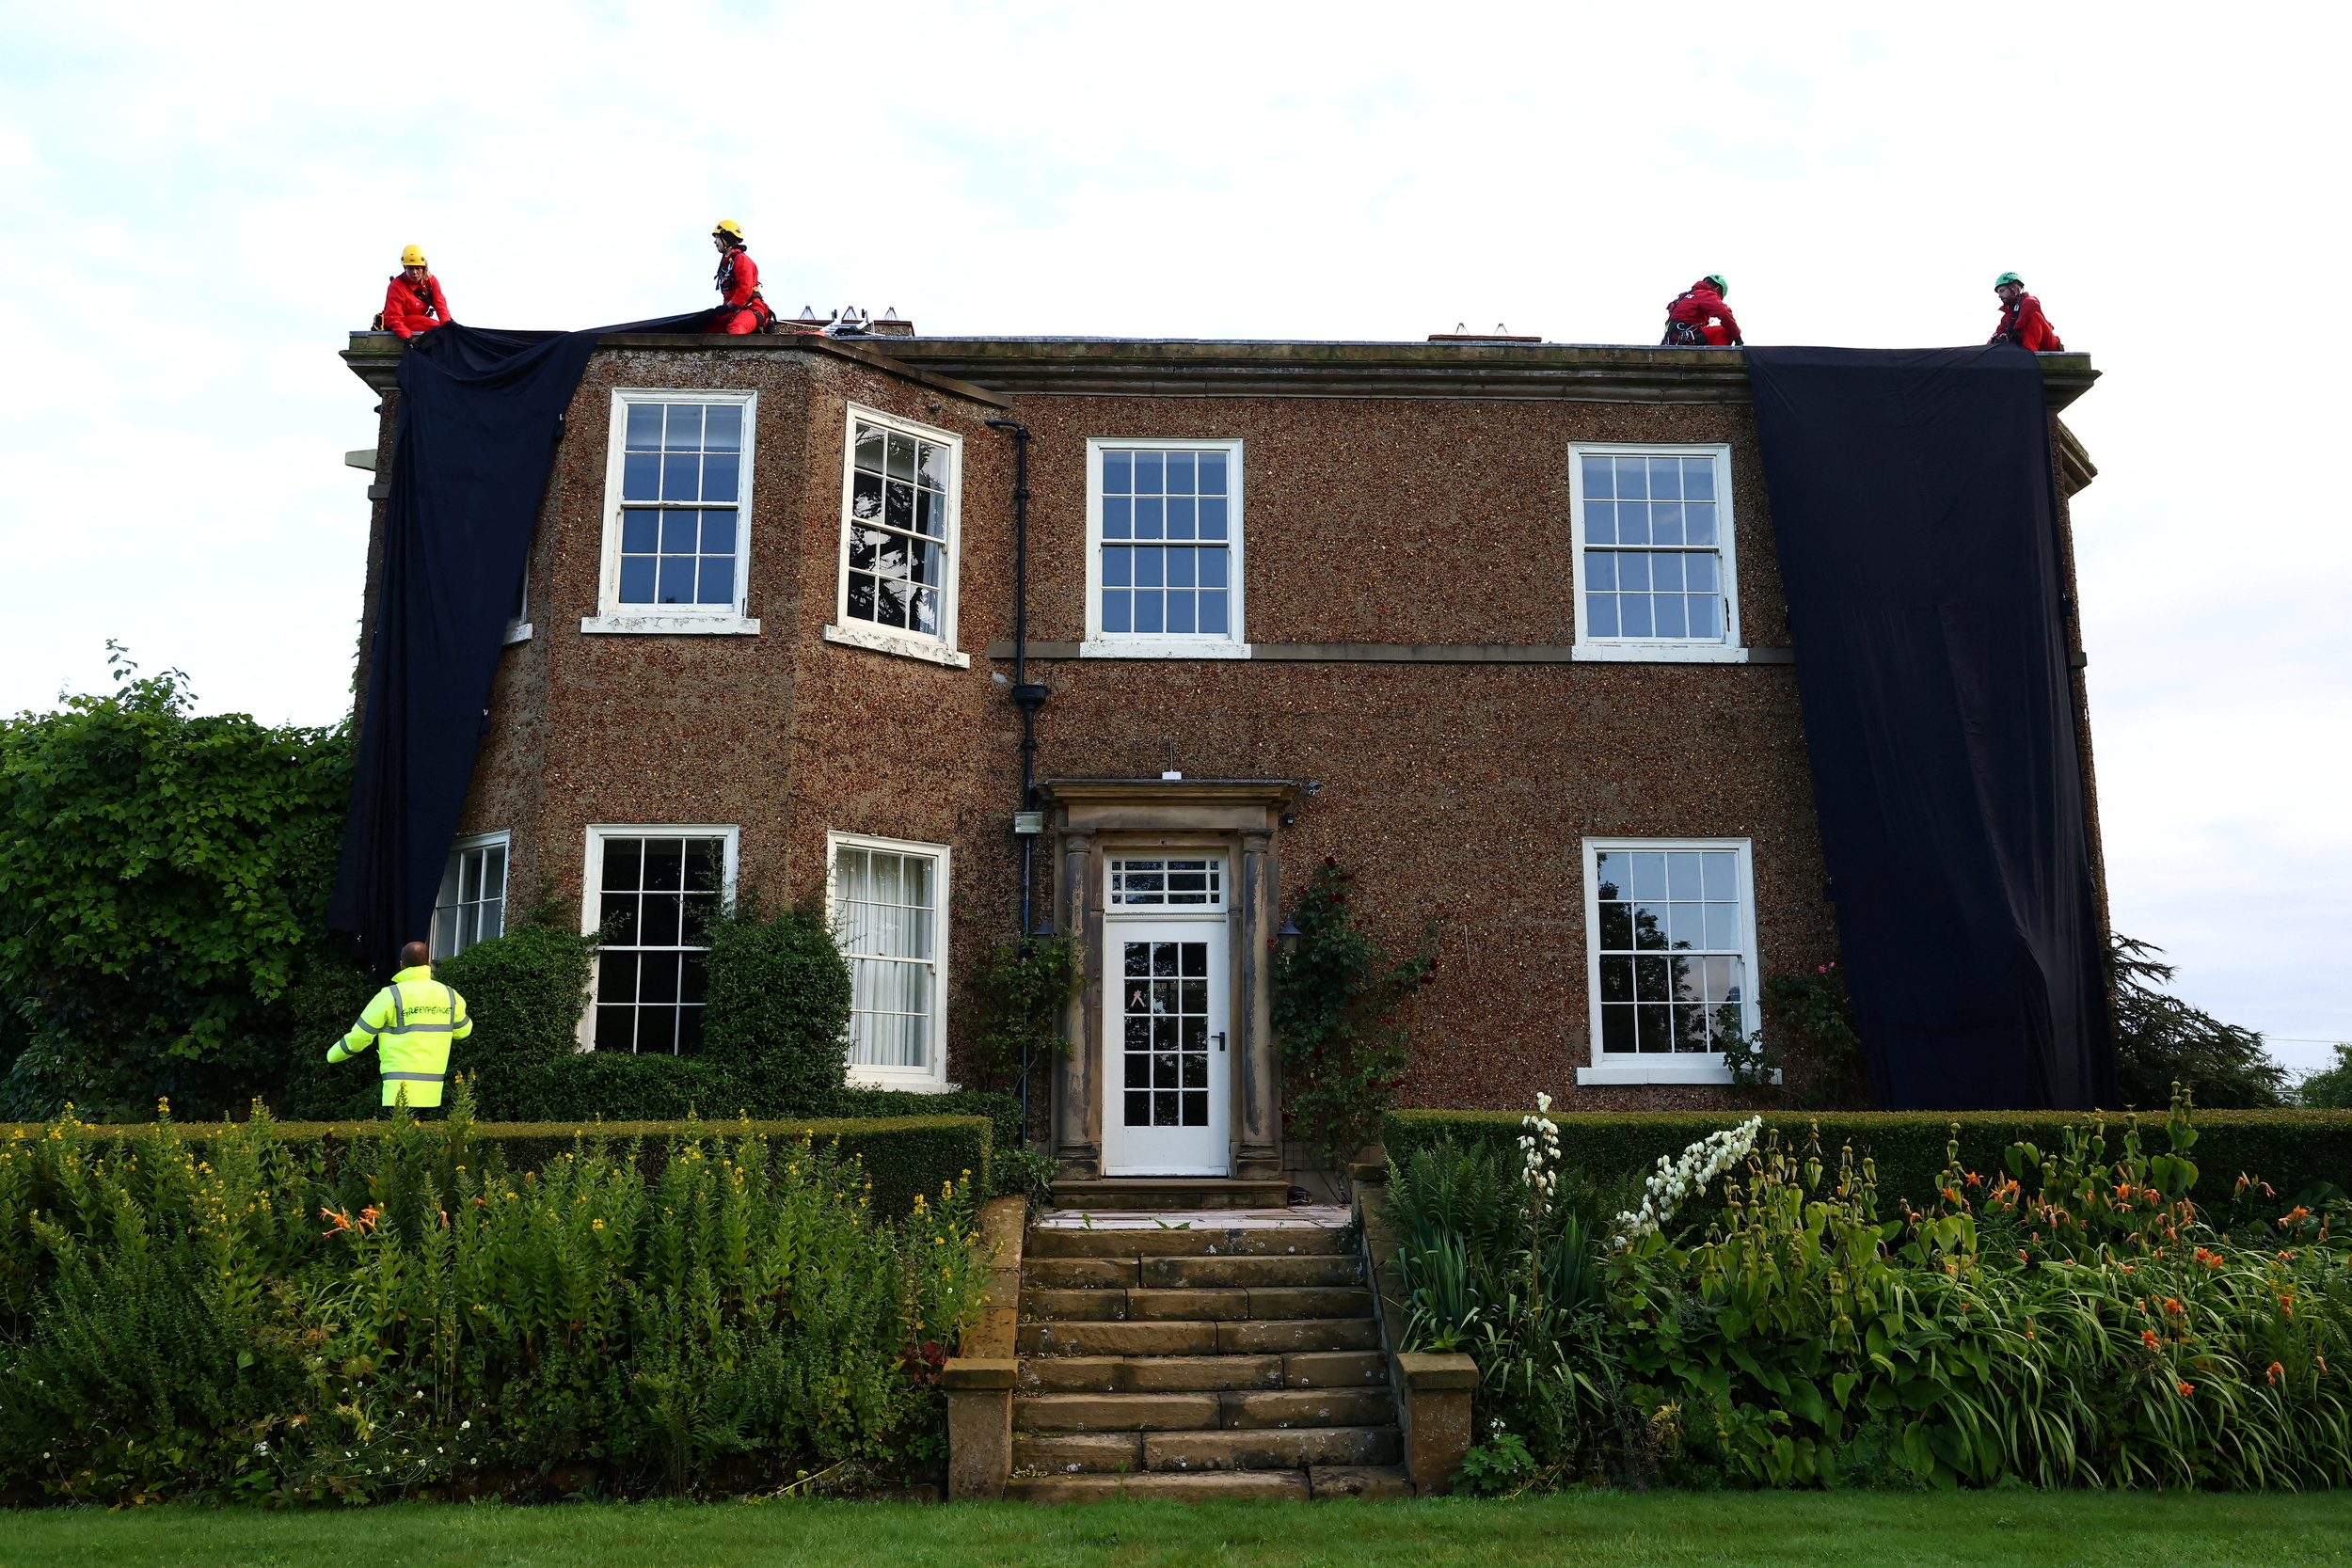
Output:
[1384,1107,2352,1218]
[699,898,852,1114]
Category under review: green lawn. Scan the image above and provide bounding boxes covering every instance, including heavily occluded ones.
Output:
[2,1492,2348,1568]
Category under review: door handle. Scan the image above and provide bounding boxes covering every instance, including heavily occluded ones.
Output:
[1212,1032,1226,1052]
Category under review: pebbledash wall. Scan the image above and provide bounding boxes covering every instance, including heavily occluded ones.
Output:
[341,332,2103,1177]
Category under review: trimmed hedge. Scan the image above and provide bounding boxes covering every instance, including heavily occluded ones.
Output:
[1384,1108,2352,1219]
[0,1113,991,1218]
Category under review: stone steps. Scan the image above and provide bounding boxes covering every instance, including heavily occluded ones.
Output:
[1012,1209,1404,1501]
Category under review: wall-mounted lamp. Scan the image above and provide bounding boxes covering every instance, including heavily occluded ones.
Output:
[1012,811,1045,835]
[1029,915,1058,941]
[1277,916,1303,957]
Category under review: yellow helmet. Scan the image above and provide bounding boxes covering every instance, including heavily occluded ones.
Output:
[712,220,744,242]
[400,245,427,267]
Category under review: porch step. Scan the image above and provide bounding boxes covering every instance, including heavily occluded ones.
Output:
[1050,1178,1292,1212]
[1010,1206,1405,1502]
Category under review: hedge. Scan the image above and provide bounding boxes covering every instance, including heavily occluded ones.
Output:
[1384,1107,2352,1220]
[0,1113,992,1218]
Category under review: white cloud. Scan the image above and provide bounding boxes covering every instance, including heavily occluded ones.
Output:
[1,0,2345,1052]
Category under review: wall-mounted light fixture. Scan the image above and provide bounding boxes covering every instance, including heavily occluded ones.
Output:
[1277,916,1303,957]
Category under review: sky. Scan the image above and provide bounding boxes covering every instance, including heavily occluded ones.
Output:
[2,0,2345,1071]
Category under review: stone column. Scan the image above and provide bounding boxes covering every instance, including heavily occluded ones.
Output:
[1233,830,1282,1180]
[1053,830,1101,1179]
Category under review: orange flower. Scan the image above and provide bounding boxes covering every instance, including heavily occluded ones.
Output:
[2177,1382,2195,1398]
[1964,1172,1984,1188]
[2140,1329,2160,1348]
[2193,1248,2224,1269]
[2163,1298,2184,1317]
[2266,1362,2285,1386]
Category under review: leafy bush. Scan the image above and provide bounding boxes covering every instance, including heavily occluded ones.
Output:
[699,898,851,1114]
[1392,1093,2352,1491]
[2110,935,2290,1109]
[0,649,351,1120]
[0,1098,986,1505]
[1274,858,1438,1166]
[2303,1045,2352,1111]
[440,911,596,1093]
[959,933,1085,1093]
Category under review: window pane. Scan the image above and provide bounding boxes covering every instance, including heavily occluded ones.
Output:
[1585,501,1616,544]
[1198,547,1230,589]
[885,431,915,480]
[1104,451,1133,494]
[854,422,886,473]
[665,405,704,451]
[1614,458,1647,500]
[1581,454,1614,499]
[623,451,659,501]
[1199,497,1229,539]
[704,404,742,452]
[1135,451,1164,492]
[1104,497,1133,539]
[703,451,739,503]
[1681,458,1715,500]
[1165,451,1196,495]
[626,404,664,451]
[1199,452,1228,495]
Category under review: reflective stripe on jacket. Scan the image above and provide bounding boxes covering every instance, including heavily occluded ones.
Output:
[328,965,471,1107]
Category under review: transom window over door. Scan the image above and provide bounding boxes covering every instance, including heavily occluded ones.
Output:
[606,394,754,613]
[1572,447,1738,646]
[1087,438,1246,654]
[839,411,959,644]
[587,829,733,1054]
[831,833,950,1088]
[1581,838,1757,1081]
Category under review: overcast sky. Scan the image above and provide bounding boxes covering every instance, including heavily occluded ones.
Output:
[3,1,2344,1069]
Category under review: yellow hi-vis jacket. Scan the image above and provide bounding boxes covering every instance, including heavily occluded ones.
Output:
[328,965,471,1108]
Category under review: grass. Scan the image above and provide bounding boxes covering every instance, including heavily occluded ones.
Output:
[2,1491,2350,1568]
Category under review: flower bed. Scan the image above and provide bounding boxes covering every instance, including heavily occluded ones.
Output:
[1390,1094,2352,1492]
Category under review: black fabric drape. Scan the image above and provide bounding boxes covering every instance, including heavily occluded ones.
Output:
[328,313,711,976]
[1746,344,2115,1111]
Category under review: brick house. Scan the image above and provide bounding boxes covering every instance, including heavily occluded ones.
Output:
[341,328,2101,1183]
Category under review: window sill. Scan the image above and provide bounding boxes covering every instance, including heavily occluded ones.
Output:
[823,623,972,669]
[1572,644,1791,665]
[1576,1061,1781,1085]
[846,1069,957,1092]
[1081,640,1252,660]
[504,621,533,646]
[580,613,762,636]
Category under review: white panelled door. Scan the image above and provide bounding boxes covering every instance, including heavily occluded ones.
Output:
[1102,922,1232,1175]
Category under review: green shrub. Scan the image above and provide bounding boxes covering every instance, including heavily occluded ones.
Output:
[1385,1106,2352,1224]
[2111,935,2291,1109]
[2304,1045,2352,1111]
[1274,858,1439,1165]
[959,933,1085,1092]
[699,898,851,1114]
[0,1102,987,1504]
[0,649,351,1120]
[493,1052,747,1124]
[438,912,596,1093]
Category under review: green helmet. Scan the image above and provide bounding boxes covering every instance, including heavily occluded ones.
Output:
[1994,271,2024,289]
[1704,274,1728,293]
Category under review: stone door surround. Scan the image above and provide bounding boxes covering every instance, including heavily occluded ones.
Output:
[1039,779,1299,1182]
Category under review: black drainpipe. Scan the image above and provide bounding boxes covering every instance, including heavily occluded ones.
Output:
[986,419,1049,1134]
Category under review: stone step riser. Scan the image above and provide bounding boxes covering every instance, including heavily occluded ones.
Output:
[1140,1256,1363,1289]
[1146,1426,1402,1473]
[1019,1316,1381,1358]
[1016,1387,1398,1434]
[1004,1466,1409,1502]
[1024,1287,1375,1323]
[1027,1227,1353,1260]
[1019,1350,1387,1394]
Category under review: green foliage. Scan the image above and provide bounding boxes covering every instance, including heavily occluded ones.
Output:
[959,934,1085,1092]
[1386,1107,2352,1237]
[699,897,851,1114]
[1397,1092,2352,1492]
[1765,963,1871,1108]
[2302,1045,2352,1110]
[1273,858,1439,1166]
[2109,935,2290,1110]
[0,648,352,1119]
[439,908,597,1097]
[0,1097,987,1504]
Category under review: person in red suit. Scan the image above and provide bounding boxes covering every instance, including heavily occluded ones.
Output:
[1989,273,2064,352]
[1661,276,1741,347]
[376,246,453,339]
[710,221,774,335]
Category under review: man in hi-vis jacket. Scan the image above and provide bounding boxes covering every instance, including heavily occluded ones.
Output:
[329,941,471,1110]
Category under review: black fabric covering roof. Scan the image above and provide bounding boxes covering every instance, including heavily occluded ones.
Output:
[1746,345,2116,1111]
[327,314,710,976]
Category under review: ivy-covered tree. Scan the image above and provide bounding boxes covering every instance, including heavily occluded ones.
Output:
[1272,857,1438,1168]
[0,648,352,1119]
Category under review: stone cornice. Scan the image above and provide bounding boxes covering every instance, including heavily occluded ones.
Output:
[337,331,1010,409]
[866,338,2100,411]
[1039,778,1300,836]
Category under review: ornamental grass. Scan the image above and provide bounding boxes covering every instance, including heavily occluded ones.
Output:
[1393,1091,2352,1492]
[0,1088,985,1506]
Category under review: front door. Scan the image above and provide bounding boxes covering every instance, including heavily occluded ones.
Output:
[1102,920,1232,1176]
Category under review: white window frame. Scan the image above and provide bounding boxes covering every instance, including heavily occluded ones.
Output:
[1569,442,1748,664]
[582,388,762,636]
[827,831,953,1090]
[824,404,971,669]
[1575,835,1762,1086]
[431,830,511,959]
[1083,436,1249,659]
[577,824,741,1051]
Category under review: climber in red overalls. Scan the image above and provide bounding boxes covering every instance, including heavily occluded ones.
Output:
[710,221,774,335]
[1661,276,1741,347]
[376,245,453,339]
[1988,273,2065,352]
